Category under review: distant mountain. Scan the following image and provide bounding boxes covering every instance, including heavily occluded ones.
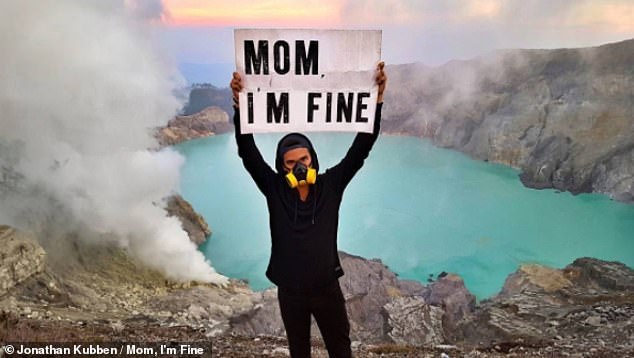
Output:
[383,39,634,202]
[181,84,232,116]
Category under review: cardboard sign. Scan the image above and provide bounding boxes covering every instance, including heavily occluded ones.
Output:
[234,29,382,133]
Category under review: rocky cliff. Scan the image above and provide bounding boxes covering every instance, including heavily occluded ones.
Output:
[156,106,233,146]
[383,39,634,202]
[165,194,211,246]
[454,258,634,354]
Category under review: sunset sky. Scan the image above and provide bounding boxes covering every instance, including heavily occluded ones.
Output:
[148,0,634,67]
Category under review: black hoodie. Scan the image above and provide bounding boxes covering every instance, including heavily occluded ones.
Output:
[233,103,382,293]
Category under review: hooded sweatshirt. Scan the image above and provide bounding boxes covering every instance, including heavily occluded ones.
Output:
[233,103,382,293]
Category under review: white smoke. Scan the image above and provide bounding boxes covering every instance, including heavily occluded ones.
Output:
[0,0,228,285]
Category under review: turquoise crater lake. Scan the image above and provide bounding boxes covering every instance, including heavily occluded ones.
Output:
[175,133,634,300]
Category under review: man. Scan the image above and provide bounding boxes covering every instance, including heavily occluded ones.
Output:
[230,62,387,358]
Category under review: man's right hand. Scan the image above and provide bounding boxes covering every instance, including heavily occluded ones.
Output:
[230,72,243,108]
[376,62,387,104]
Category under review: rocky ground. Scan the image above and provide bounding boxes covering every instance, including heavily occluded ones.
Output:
[1,313,631,357]
[1,221,633,357]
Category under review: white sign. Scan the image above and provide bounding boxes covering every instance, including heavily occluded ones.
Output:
[234,29,382,134]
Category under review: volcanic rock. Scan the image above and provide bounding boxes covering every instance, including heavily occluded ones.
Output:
[384,296,445,346]
[453,257,634,349]
[156,106,232,146]
[165,194,211,245]
[232,251,476,346]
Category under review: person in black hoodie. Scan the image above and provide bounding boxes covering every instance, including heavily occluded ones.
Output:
[230,62,387,358]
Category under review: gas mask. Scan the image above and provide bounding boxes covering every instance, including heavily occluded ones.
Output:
[285,162,317,188]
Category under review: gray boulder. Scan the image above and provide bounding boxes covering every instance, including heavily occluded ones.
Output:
[384,296,445,346]
[338,251,427,342]
[231,287,285,337]
[424,273,476,340]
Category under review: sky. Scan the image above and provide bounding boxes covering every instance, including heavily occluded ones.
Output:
[150,0,634,67]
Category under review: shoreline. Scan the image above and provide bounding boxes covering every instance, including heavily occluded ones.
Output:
[171,129,632,205]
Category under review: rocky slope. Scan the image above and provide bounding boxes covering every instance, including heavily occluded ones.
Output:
[0,224,256,337]
[165,194,211,245]
[382,38,634,202]
[156,106,233,146]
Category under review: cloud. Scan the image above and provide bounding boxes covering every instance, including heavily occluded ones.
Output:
[337,0,634,64]
[569,1,634,33]
[124,0,170,21]
[163,0,338,26]
[0,0,227,284]
[339,0,634,30]
[339,0,504,25]
[155,1,634,68]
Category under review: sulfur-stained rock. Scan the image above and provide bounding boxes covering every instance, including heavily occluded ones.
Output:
[0,225,46,296]
[499,264,573,296]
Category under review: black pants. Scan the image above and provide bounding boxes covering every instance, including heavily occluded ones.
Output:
[277,279,352,358]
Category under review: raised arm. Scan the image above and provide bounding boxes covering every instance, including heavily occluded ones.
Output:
[326,62,387,191]
[231,72,275,195]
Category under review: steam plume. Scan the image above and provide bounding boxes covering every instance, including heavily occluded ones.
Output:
[0,0,227,285]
